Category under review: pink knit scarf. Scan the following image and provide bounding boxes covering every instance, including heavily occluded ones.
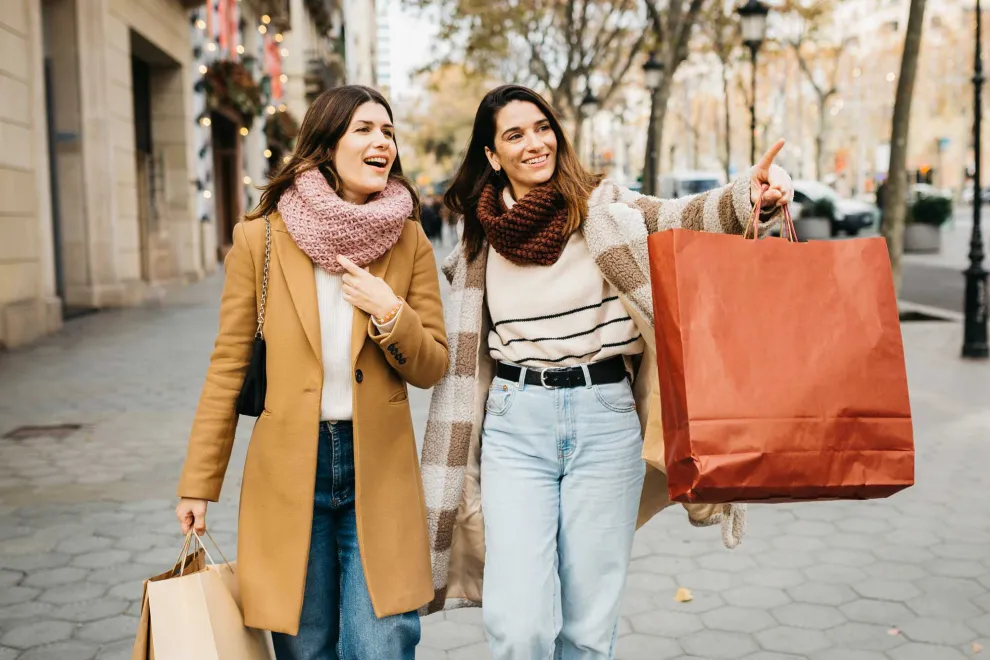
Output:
[277,168,413,274]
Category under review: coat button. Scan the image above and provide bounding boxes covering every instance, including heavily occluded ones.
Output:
[355,369,364,384]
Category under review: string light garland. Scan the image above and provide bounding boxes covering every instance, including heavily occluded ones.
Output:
[190,0,291,226]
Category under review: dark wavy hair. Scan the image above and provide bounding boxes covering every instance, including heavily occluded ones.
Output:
[247,85,420,221]
[445,85,601,261]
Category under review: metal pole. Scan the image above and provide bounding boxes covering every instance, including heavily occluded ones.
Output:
[964,0,989,358]
[750,43,758,166]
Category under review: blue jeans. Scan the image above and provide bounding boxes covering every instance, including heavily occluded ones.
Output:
[481,369,646,660]
[271,422,420,660]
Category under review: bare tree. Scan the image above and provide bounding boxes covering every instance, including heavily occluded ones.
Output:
[406,0,649,151]
[780,0,849,180]
[883,0,927,294]
[643,0,708,186]
[699,0,740,180]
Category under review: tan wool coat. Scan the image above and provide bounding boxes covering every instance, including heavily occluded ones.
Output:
[420,177,776,612]
[178,212,449,635]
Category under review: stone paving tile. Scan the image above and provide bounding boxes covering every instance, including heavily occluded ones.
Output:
[0,620,74,649]
[755,626,831,655]
[770,603,847,630]
[17,641,98,660]
[614,634,682,659]
[680,630,758,658]
[1,269,988,658]
[701,606,776,634]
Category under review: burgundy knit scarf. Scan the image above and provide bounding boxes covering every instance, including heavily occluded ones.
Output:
[476,182,570,266]
[277,168,412,274]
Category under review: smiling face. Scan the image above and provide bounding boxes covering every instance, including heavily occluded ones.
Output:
[332,101,397,204]
[484,100,558,201]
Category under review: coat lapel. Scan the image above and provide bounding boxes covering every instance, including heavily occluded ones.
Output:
[350,247,394,367]
[272,217,322,362]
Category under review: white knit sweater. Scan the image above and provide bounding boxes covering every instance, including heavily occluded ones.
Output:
[315,266,396,421]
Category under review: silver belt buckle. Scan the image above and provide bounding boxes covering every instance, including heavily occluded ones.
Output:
[539,369,558,389]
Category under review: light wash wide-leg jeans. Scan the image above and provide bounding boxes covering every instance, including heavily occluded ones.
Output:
[480,366,646,660]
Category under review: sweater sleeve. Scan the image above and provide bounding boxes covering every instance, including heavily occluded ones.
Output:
[623,176,783,236]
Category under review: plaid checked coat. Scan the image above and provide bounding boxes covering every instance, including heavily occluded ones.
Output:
[420,177,778,613]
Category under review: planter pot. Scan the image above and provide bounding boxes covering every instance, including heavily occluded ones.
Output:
[794,217,832,241]
[904,223,942,253]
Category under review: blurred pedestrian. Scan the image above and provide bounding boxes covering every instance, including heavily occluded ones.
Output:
[421,84,794,659]
[175,85,448,660]
[421,195,443,245]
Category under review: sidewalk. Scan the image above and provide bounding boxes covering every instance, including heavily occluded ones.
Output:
[0,269,988,659]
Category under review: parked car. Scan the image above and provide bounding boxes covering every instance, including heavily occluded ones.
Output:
[910,183,953,202]
[792,180,877,236]
[959,185,990,205]
[658,171,727,199]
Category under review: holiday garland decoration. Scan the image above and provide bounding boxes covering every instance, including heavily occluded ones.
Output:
[201,59,264,127]
[264,109,300,154]
[189,0,289,232]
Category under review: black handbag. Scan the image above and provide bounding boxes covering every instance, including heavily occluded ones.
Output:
[236,216,271,417]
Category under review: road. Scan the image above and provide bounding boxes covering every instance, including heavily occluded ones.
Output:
[900,207,987,315]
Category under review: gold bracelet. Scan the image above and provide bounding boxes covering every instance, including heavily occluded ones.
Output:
[374,300,403,326]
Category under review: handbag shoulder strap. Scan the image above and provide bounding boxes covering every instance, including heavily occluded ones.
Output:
[255,216,271,339]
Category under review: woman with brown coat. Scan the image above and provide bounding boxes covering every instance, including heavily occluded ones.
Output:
[175,85,448,659]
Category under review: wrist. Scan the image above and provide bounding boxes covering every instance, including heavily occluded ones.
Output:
[374,298,402,324]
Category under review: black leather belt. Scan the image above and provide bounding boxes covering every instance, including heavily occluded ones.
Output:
[496,356,629,389]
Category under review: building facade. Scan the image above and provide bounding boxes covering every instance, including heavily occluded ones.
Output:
[2,0,371,350]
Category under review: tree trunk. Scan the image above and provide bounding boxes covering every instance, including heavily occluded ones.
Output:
[816,100,827,181]
[722,60,732,182]
[652,76,674,189]
[643,85,661,194]
[571,110,585,160]
[884,0,927,295]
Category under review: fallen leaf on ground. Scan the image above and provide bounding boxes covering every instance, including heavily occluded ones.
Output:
[973,642,983,653]
[887,628,900,636]
[674,587,693,603]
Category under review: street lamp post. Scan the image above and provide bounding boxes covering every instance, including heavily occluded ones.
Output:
[642,51,665,196]
[737,0,770,166]
[963,0,989,359]
[581,88,600,169]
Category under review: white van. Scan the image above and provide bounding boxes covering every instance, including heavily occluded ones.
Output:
[658,171,726,199]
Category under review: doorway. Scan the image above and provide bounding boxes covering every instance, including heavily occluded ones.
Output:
[132,54,154,281]
[211,111,241,259]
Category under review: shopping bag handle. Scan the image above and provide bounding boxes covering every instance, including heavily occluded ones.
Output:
[172,530,234,577]
[744,184,798,242]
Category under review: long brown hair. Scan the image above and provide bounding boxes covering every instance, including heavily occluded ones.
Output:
[247,85,420,221]
[445,85,601,261]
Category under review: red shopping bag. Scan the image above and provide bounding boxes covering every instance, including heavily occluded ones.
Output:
[646,204,914,504]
